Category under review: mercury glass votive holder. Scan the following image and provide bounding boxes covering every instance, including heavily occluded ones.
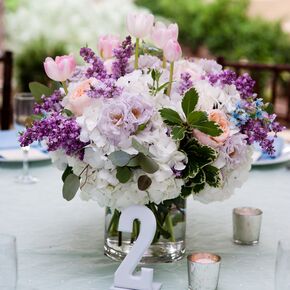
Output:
[233,207,263,245]
[187,252,221,290]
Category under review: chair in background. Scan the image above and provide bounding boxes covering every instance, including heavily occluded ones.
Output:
[0,51,13,130]
[217,56,290,123]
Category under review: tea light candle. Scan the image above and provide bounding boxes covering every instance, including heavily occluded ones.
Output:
[233,207,263,245]
[195,258,216,264]
[187,253,221,290]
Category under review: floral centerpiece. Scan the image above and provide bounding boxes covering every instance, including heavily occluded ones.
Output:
[20,12,283,263]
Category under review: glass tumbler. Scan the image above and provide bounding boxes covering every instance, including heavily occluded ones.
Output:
[275,240,290,290]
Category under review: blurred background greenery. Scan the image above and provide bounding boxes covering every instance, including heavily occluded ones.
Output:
[3,0,290,112]
[15,38,67,92]
[136,0,290,64]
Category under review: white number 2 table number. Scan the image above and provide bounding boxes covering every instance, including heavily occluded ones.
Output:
[110,205,162,290]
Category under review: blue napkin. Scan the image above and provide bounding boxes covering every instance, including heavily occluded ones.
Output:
[0,130,21,150]
[254,137,284,160]
[0,129,42,150]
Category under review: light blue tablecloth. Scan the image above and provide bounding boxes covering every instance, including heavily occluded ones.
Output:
[0,161,289,290]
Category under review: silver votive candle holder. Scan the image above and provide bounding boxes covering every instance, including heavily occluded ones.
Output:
[233,207,263,245]
[187,252,221,290]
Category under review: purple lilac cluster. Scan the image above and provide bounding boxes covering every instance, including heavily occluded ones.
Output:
[19,112,88,159]
[208,70,237,86]
[208,70,255,100]
[235,73,256,100]
[87,78,123,99]
[232,98,284,154]
[208,69,284,154]
[33,89,63,115]
[112,36,133,79]
[80,47,107,80]
[179,72,193,95]
[239,118,283,155]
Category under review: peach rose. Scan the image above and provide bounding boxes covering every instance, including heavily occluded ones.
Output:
[64,78,94,116]
[193,109,230,148]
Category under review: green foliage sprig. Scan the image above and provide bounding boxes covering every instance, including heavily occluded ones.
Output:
[159,88,222,196]
[148,69,171,96]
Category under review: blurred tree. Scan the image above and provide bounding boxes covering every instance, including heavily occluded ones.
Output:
[4,0,21,11]
[15,37,67,92]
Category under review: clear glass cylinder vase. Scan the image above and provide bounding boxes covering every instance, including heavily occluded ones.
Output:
[104,198,186,264]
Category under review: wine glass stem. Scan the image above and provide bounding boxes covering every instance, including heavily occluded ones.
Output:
[22,146,30,176]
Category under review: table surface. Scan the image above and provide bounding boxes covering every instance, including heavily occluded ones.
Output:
[0,160,289,290]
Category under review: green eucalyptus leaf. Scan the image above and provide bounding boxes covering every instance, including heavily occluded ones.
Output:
[127,156,140,167]
[159,108,183,126]
[108,151,132,167]
[62,166,73,182]
[172,126,186,140]
[29,82,54,103]
[62,173,80,201]
[182,88,198,117]
[138,153,159,174]
[116,167,132,183]
[138,175,152,191]
[132,138,150,156]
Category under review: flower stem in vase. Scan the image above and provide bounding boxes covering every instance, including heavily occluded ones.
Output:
[131,219,140,243]
[118,231,122,247]
[165,213,176,242]
[134,38,140,69]
[166,62,174,96]
[108,209,121,236]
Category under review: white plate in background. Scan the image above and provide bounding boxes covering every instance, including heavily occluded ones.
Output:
[252,144,290,166]
[0,148,50,163]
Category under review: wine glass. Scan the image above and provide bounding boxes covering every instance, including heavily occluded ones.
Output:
[0,234,17,290]
[14,93,38,184]
[275,240,290,290]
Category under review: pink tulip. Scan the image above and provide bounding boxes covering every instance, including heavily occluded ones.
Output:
[98,35,120,59]
[126,12,154,39]
[44,55,76,82]
[151,21,179,49]
[163,39,182,62]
